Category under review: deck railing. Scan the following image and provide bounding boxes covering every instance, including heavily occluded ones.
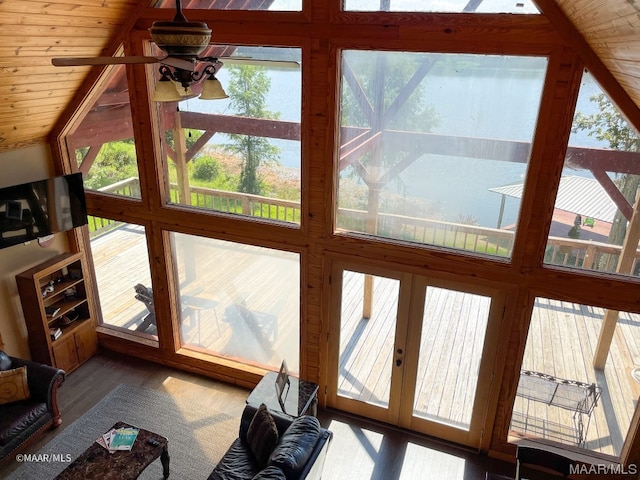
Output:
[185,184,301,223]
[87,178,640,275]
[337,208,515,257]
[97,177,141,198]
[87,178,142,236]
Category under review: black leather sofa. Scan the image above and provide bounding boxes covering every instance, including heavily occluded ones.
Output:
[0,351,65,464]
[208,403,332,480]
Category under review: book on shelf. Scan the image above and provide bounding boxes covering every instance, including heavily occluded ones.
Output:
[49,327,62,341]
[45,305,60,317]
[96,426,139,453]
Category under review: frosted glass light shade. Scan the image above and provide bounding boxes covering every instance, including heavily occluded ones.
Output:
[153,79,182,102]
[200,78,229,100]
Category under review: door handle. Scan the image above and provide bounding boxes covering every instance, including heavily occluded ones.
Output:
[395,347,404,366]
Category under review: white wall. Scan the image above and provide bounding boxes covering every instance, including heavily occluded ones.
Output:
[0,144,69,358]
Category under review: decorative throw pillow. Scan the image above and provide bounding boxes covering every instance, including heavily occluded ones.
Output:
[246,404,279,468]
[0,366,30,405]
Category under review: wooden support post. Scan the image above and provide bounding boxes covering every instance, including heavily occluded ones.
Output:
[496,194,506,229]
[363,187,380,320]
[173,111,190,205]
[594,187,640,368]
[363,274,373,319]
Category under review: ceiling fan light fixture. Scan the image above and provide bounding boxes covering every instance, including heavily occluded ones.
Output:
[199,77,228,100]
[147,2,227,103]
[153,76,183,102]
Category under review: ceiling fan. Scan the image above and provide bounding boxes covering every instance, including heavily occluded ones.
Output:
[51,0,298,101]
[52,0,215,73]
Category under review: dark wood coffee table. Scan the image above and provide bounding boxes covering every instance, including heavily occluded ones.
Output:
[54,421,170,479]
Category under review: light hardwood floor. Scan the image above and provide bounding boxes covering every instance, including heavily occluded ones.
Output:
[0,351,517,480]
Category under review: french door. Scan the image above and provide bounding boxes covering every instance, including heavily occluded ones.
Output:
[326,260,504,447]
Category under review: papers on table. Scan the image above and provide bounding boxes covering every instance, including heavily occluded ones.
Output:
[96,427,139,453]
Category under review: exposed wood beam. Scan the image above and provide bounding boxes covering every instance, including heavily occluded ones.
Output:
[341,58,375,126]
[590,169,633,220]
[339,131,382,171]
[79,146,101,177]
[180,112,300,140]
[381,58,437,127]
[186,131,217,163]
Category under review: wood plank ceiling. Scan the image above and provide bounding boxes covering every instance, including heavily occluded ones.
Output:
[1,0,640,154]
[0,0,142,153]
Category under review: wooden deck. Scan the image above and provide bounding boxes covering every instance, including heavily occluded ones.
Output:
[90,224,639,457]
[90,223,300,371]
[515,299,640,456]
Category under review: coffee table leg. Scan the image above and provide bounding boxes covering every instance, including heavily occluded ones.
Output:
[161,446,170,478]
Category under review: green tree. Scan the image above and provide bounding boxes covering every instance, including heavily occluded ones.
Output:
[339,51,441,216]
[191,155,220,182]
[573,93,640,246]
[82,141,138,190]
[165,128,203,151]
[225,65,280,195]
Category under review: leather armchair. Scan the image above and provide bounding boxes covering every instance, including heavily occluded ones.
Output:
[0,351,65,464]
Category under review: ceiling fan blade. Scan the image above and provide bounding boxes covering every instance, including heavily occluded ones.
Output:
[220,57,300,69]
[52,56,161,67]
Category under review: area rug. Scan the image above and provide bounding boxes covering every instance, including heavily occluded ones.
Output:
[6,384,239,480]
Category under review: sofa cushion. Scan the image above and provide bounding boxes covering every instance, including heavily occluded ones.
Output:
[268,415,321,478]
[0,351,11,371]
[246,404,279,468]
[251,466,286,480]
[0,366,31,405]
[0,400,49,447]
[207,438,260,480]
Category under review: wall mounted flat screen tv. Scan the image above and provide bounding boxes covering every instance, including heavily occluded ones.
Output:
[0,173,88,250]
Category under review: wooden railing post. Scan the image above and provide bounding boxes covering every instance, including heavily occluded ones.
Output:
[594,187,640,368]
[582,244,596,270]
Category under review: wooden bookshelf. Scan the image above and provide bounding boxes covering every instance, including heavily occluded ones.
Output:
[16,252,97,373]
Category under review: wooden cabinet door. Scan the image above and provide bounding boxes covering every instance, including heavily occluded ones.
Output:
[52,335,79,373]
[74,323,97,364]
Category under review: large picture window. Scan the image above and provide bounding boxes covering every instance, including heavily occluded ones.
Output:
[542,71,640,279]
[336,51,547,258]
[154,46,302,226]
[154,0,301,11]
[89,218,155,339]
[171,233,301,372]
[67,64,141,200]
[343,0,539,14]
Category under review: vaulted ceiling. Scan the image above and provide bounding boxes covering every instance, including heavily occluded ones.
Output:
[1,0,640,154]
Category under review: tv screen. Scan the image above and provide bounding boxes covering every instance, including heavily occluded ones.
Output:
[0,173,88,250]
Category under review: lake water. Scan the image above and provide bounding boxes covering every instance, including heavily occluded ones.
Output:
[183,60,610,228]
